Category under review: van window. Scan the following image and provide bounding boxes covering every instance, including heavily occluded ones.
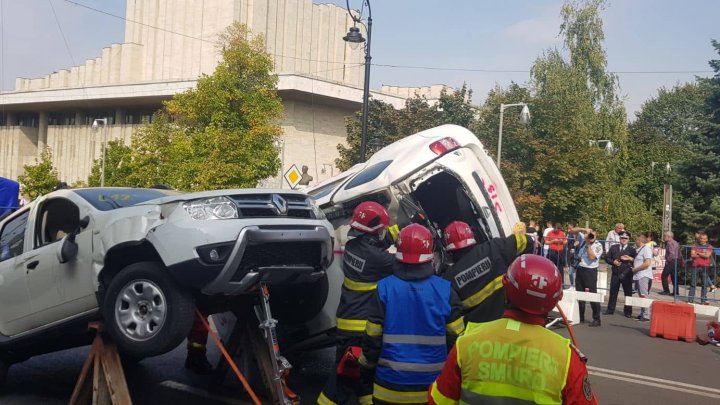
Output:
[343,160,393,190]
[0,210,29,262]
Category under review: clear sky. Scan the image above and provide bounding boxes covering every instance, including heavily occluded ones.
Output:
[1,0,718,118]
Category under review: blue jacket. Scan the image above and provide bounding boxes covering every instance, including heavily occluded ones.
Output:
[362,262,464,386]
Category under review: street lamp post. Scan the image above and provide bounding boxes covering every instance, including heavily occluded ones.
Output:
[343,0,372,162]
[652,162,672,234]
[92,118,108,187]
[497,103,530,168]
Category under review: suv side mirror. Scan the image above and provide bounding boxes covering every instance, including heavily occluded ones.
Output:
[57,235,79,264]
[78,215,90,232]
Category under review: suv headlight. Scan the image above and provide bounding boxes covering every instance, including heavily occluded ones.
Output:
[183,196,239,220]
[308,198,326,219]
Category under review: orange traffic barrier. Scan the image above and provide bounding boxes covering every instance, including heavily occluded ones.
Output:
[649,301,696,342]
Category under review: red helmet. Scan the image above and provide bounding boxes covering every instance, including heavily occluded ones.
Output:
[350,201,390,234]
[395,224,434,264]
[443,221,478,251]
[503,255,563,315]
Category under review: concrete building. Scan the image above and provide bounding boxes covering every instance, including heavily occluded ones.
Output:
[0,0,444,188]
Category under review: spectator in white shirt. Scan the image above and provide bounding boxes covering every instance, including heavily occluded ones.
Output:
[628,233,654,321]
[605,223,624,253]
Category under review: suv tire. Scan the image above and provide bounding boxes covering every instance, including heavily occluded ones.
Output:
[102,261,195,359]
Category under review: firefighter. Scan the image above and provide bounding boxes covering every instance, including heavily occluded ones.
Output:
[359,224,465,405]
[318,201,396,405]
[442,220,531,324]
[429,255,598,405]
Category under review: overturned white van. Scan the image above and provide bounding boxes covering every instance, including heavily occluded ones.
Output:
[298,124,520,347]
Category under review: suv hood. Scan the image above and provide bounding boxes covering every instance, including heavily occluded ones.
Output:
[138,188,310,206]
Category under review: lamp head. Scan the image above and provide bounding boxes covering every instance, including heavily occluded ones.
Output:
[520,104,530,125]
[343,26,365,50]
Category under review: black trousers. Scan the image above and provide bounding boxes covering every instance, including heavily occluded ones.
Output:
[575,266,600,321]
[607,270,633,316]
[548,250,566,285]
[662,260,679,293]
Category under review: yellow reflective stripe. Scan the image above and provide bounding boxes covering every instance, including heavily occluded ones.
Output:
[373,383,428,404]
[343,277,377,291]
[366,321,383,337]
[461,275,504,309]
[430,381,458,405]
[515,233,528,254]
[446,317,466,335]
[359,394,373,405]
[317,391,337,405]
[336,318,367,332]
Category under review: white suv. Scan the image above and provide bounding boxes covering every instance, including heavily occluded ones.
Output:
[0,187,334,381]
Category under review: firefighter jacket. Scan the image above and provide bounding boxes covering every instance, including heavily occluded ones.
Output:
[335,234,395,336]
[429,310,598,405]
[362,262,465,389]
[443,233,529,324]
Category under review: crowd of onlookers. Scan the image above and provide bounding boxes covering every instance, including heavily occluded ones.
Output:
[524,221,719,326]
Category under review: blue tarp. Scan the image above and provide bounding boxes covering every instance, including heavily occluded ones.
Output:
[0,177,20,217]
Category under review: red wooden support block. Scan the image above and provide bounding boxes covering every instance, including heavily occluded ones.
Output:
[650,301,696,342]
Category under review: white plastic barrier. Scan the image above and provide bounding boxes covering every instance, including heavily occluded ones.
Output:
[548,288,606,327]
[597,270,608,291]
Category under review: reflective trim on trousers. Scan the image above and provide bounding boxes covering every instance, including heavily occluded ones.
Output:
[336,318,366,332]
[317,391,337,405]
[382,334,446,345]
[343,277,378,292]
[462,275,504,309]
[373,383,429,404]
[366,321,383,337]
[378,358,444,372]
[460,390,535,405]
[359,394,373,405]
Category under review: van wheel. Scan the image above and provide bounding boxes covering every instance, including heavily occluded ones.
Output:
[102,262,195,359]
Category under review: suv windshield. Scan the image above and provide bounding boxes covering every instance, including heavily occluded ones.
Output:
[73,188,177,211]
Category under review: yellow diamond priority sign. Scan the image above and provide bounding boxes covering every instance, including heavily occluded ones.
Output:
[284,164,302,189]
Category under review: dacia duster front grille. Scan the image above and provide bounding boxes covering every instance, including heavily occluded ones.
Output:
[231,194,313,218]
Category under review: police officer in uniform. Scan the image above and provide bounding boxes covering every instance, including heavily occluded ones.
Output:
[360,224,465,404]
[429,255,598,405]
[318,201,395,405]
[442,221,531,324]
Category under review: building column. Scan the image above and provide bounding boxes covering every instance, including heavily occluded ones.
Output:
[115,108,126,125]
[38,112,49,154]
[75,111,86,126]
[5,112,17,126]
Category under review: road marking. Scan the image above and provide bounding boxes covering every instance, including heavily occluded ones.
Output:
[159,380,249,404]
[587,366,720,399]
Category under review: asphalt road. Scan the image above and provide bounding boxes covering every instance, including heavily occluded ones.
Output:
[1,304,718,404]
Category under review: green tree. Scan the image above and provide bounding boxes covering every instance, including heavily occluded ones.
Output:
[527,0,642,233]
[336,86,477,170]
[627,82,709,234]
[674,40,720,241]
[18,147,60,199]
[94,23,283,191]
[87,140,134,187]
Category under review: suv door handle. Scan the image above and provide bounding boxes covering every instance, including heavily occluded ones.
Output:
[26,260,39,270]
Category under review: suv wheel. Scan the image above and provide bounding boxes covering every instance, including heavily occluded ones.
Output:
[102,261,195,359]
